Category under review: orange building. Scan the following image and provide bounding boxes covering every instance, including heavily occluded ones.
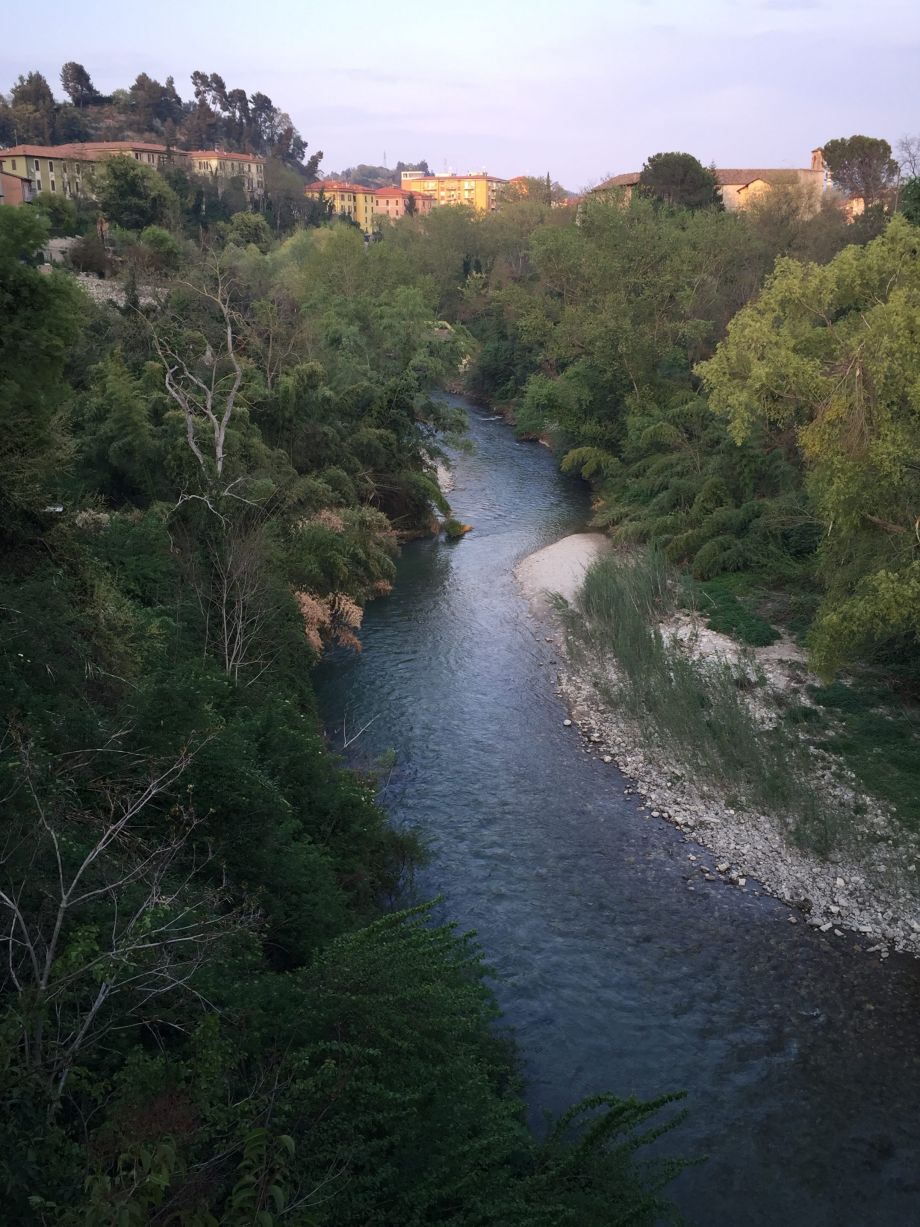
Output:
[372,186,434,221]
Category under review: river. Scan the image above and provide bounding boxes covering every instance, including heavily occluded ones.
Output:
[314,397,920,1226]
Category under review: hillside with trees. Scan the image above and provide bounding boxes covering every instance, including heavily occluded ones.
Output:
[0,63,321,176]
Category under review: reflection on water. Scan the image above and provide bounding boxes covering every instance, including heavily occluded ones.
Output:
[315,398,920,1226]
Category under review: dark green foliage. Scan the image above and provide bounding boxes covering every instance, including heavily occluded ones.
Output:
[901,176,920,226]
[686,575,780,647]
[0,206,683,1223]
[804,683,920,832]
[639,151,721,210]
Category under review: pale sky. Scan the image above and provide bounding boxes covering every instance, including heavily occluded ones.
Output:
[3,0,918,189]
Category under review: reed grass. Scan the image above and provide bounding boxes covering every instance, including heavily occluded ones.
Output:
[561,552,838,854]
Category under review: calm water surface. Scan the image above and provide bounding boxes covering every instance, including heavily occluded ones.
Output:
[315,398,920,1226]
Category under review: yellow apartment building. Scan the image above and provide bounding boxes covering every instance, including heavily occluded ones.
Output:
[303,180,378,235]
[399,170,506,212]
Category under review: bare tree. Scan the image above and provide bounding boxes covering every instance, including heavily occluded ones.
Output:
[151,258,244,484]
[897,134,920,179]
[0,738,248,1108]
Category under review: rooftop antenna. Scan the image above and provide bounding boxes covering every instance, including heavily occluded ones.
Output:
[383,149,387,167]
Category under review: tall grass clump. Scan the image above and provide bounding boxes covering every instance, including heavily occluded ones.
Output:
[563,552,836,853]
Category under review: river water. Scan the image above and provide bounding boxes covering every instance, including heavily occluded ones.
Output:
[315,398,920,1226]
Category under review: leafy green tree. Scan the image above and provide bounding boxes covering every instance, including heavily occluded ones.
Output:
[8,69,56,142]
[31,190,80,237]
[822,135,900,207]
[698,217,920,672]
[639,151,721,210]
[0,208,81,531]
[93,155,179,230]
[901,176,920,225]
[225,210,272,251]
[59,61,99,108]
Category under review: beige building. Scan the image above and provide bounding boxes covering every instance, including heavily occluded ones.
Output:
[590,149,828,211]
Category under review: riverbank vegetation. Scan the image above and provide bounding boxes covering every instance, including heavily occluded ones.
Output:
[367,146,920,849]
[1,193,694,1221]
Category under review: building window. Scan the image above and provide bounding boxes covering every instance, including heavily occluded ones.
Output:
[50,181,56,192]
[34,159,40,171]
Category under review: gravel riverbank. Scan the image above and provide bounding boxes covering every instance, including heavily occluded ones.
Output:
[515,535,920,958]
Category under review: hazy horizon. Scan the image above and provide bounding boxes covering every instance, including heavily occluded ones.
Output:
[4,0,917,190]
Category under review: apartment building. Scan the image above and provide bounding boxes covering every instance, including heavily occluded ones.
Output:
[0,141,267,205]
[189,150,265,197]
[399,170,506,212]
[303,180,378,233]
[372,186,434,221]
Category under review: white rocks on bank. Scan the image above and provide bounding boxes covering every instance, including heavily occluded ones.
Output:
[515,534,920,958]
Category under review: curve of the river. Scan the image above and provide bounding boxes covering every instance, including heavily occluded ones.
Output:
[315,398,920,1226]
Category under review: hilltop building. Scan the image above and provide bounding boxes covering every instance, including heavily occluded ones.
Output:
[304,181,435,234]
[0,141,266,206]
[590,149,828,211]
[399,170,506,212]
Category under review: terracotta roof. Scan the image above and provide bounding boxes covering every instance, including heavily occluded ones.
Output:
[304,180,368,193]
[715,167,807,186]
[81,140,170,153]
[188,149,265,164]
[373,186,435,199]
[593,172,641,190]
[1,141,169,161]
[0,144,85,158]
[593,165,818,193]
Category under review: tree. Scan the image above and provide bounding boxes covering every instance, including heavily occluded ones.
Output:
[10,69,54,112]
[405,191,418,217]
[0,208,81,530]
[901,177,920,226]
[822,135,899,207]
[60,61,98,108]
[897,134,920,178]
[151,258,245,485]
[225,210,273,251]
[697,217,920,673]
[639,151,721,210]
[9,70,55,143]
[31,190,80,237]
[93,155,179,230]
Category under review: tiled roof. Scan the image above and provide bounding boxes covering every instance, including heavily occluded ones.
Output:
[594,172,641,189]
[304,180,367,193]
[188,149,265,164]
[373,186,435,199]
[715,168,806,185]
[594,166,817,192]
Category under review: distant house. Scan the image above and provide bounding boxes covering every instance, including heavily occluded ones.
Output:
[590,149,828,211]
